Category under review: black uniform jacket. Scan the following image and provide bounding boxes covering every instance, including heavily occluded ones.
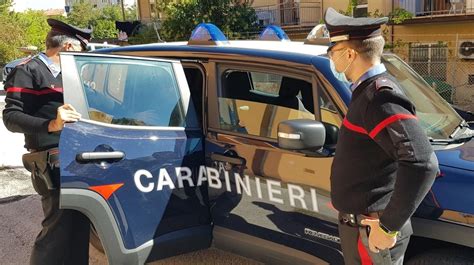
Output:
[3,56,63,151]
[331,72,439,231]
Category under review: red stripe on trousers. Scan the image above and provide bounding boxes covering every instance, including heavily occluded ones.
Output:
[6,87,63,95]
[369,114,417,139]
[358,237,373,265]
[343,118,368,135]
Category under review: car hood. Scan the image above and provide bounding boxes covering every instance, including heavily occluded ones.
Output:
[435,138,474,171]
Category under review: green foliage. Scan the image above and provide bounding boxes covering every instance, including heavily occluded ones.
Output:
[389,8,413,24]
[65,3,139,39]
[160,1,199,41]
[367,9,384,18]
[346,0,358,16]
[93,19,118,39]
[0,13,25,64]
[0,0,11,14]
[0,3,128,64]
[0,9,50,64]
[160,0,259,41]
[126,4,137,21]
[16,10,50,51]
[128,24,160,45]
[67,2,97,28]
[101,5,123,21]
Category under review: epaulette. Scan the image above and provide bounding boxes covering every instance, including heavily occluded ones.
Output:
[17,56,34,66]
[375,77,397,91]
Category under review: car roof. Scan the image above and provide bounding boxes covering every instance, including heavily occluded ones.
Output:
[98,40,329,65]
[96,40,352,105]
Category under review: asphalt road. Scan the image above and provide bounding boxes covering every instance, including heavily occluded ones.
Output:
[0,93,261,265]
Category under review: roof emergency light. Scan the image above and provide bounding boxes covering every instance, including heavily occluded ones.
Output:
[304,24,330,45]
[259,25,290,42]
[188,23,229,46]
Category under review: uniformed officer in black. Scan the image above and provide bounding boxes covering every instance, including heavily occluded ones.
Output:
[3,19,91,265]
[325,8,439,265]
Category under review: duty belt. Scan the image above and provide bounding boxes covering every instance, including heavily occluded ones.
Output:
[28,148,59,169]
[339,211,383,227]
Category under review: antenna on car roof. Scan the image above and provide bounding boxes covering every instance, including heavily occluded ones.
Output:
[259,25,290,42]
[187,23,229,46]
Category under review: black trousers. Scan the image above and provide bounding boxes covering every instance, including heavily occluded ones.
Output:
[30,167,90,265]
[338,218,413,265]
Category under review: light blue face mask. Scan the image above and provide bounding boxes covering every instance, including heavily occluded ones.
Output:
[329,49,353,84]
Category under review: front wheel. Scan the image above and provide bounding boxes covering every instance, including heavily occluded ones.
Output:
[406,248,474,265]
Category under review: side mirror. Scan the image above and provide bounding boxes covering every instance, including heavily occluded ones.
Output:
[278,119,326,151]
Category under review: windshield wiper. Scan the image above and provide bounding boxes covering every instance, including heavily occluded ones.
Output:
[430,127,474,145]
[449,120,471,138]
[429,136,473,145]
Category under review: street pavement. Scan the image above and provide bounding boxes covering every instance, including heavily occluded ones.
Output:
[0,90,260,265]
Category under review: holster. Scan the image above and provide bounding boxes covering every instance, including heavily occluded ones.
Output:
[22,148,59,195]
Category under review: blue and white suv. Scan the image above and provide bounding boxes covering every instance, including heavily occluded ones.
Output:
[57,24,474,265]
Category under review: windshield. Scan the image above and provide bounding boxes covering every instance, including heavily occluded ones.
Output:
[381,54,463,139]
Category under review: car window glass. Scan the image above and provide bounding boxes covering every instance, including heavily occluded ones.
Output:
[76,57,185,127]
[250,72,282,97]
[107,64,127,102]
[218,69,315,139]
[319,87,342,128]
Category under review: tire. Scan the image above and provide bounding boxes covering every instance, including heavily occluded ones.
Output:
[406,248,474,265]
[90,225,105,253]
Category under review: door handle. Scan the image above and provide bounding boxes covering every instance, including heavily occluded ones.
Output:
[210,153,245,166]
[76,151,125,163]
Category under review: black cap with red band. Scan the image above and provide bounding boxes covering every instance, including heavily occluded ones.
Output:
[47,19,92,50]
[324,7,388,51]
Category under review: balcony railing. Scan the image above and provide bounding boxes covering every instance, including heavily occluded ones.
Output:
[396,0,474,18]
[254,2,322,27]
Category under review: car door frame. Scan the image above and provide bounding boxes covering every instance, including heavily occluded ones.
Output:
[59,52,211,265]
[203,57,347,264]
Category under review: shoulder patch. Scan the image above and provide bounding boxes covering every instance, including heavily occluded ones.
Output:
[375,77,397,91]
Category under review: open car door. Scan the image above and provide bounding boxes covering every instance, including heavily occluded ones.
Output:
[58,52,211,264]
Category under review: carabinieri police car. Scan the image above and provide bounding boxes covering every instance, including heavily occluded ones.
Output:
[57,24,474,265]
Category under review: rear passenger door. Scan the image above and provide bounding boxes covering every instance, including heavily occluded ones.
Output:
[206,63,344,264]
[59,53,211,264]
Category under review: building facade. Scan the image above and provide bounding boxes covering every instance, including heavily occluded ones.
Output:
[253,0,474,110]
[65,0,123,11]
[373,0,474,110]
[134,0,474,110]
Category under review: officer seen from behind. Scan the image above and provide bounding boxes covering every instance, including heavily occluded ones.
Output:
[3,19,91,265]
[325,8,439,265]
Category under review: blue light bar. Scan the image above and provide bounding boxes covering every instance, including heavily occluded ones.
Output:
[304,24,330,45]
[259,25,290,42]
[188,23,229,45]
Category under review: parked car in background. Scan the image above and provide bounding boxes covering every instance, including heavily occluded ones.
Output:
[1,46,38,84]
[2,57,31,84]
[86,42,119,51]
[2,42,118,85]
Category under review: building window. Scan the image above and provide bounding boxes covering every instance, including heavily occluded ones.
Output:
[409,43,448,82]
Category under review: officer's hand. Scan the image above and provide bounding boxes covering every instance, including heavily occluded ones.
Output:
[360,218,397,253]
[48,104,82,132]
